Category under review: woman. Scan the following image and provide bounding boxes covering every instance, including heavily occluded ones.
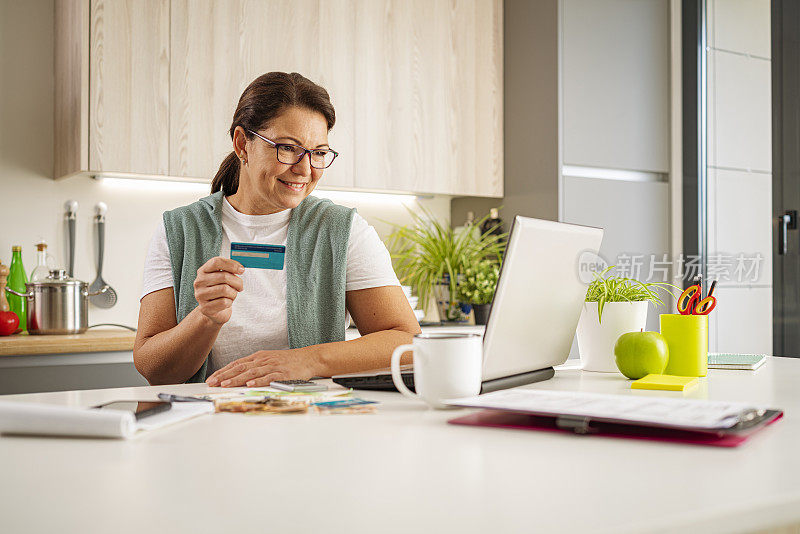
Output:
[134,72,420,387]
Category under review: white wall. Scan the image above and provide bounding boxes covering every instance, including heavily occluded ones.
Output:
[706,0,772,354]
[0,0,449,330]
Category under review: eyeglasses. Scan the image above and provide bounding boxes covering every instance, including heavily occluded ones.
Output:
[246,129,338,169]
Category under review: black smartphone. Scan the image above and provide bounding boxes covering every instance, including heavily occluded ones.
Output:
[93,401,172,420]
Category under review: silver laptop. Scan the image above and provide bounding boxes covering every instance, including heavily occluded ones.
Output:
[332,216,603,394]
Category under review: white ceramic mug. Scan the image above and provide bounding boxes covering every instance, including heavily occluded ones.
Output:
[390,333,483,409]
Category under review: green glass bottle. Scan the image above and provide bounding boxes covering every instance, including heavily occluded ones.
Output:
[7,246,28,331]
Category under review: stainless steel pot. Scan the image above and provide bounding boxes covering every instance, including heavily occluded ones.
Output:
[5,270,108,334]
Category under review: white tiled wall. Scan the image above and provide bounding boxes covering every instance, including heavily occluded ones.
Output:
[711,286,773,354]
[708,0,771,58]
[708,168,772,286]
[707,50,772,172]
[706,0,773,355]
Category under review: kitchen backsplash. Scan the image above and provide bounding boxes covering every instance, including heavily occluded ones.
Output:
[0,175,449,329]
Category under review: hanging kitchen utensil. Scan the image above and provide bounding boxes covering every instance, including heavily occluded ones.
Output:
[64,200,78,277]
[89,202,117,308]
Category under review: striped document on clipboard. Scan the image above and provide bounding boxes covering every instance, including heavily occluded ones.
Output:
[445,389,773,431]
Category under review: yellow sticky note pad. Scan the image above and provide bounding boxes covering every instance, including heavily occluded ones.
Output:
[631,374,699,391]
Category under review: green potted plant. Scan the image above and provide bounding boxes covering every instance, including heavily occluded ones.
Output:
[577,267,676,372]
[388,208,506,323]
[457,260,500,325]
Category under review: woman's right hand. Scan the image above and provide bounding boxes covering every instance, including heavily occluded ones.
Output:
[193,257,245,325]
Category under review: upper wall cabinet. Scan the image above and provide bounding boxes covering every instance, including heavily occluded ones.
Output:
[56,0,170,178]
[169,0,356,188]
[353,0,503,196]
[55,0,503,197]
[561,0,669,174]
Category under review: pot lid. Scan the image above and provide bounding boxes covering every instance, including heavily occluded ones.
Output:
[27,269,85,287]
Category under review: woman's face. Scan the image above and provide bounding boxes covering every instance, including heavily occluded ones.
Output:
[233,106,330,213]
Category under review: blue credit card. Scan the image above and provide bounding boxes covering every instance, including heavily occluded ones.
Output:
[312,398,378,408]
[230,242,286,270]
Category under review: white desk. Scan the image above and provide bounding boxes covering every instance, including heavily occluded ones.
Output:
[1,357,798,534]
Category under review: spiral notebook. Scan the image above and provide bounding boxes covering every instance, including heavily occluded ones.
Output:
[708,353,767,370]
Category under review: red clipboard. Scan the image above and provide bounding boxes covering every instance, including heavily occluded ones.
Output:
[448,409,783,448]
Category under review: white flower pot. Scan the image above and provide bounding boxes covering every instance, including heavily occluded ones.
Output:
[576,301,649,373]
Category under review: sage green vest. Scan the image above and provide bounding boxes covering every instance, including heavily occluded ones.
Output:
[162,191,355,383]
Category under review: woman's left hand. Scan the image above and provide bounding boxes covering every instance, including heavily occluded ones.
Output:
[205,348,321,387]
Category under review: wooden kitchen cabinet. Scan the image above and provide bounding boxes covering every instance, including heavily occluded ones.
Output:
[55,0,502,197]
[55,0,170,178]
[169,0,355,188]
[171,0,501,195]
[353,0,503,196]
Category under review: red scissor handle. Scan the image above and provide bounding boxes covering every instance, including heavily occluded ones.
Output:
[677,285,701,315]
[694,295,717,315]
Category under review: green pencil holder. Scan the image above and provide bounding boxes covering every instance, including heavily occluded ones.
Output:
[660,314,708,377]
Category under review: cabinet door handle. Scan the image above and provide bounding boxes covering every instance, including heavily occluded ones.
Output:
[779,210,797,255]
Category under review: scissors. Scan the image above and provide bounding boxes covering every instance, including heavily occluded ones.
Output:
[677,279,717,315]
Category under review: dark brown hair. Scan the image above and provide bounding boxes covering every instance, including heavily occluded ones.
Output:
[211,72,336,195]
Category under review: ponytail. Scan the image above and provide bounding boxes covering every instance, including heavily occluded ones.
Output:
[211,151,241,195]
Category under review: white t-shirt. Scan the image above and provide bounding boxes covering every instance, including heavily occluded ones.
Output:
[141,197,400,374]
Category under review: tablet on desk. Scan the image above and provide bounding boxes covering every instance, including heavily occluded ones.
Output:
[93,401,171,420]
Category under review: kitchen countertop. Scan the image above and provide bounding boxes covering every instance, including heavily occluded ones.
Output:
[0,325,479,358]
[0,325,479,363]
[0,328,136,356]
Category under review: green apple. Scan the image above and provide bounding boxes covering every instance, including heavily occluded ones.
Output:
[614,330,669,380]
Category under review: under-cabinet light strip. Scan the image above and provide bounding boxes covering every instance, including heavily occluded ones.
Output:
[94,174,425,203]
[562,165,667,183]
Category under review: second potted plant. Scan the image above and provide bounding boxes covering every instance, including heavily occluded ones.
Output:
[457,260,500,325]
[577,267,675,372]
